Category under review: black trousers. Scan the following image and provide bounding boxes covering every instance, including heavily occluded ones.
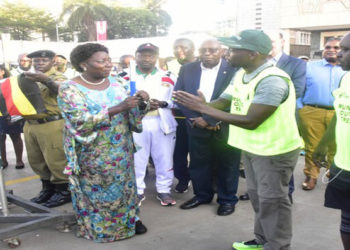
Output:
[188,135,241,204]
[173,118,190,183]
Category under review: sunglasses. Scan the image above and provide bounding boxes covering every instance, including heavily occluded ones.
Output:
[199,48,219,54]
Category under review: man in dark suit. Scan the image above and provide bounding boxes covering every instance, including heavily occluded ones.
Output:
[174,39,241,216]
[168,38,197,193]
[268,31,306,99]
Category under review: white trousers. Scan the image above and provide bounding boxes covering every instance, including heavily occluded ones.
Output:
[133,116,176,194]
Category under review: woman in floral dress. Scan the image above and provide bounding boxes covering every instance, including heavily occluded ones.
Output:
[57,43,149,242]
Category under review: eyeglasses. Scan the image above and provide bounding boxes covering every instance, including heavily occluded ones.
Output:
[199,48,219,54]
[325,46,340,50]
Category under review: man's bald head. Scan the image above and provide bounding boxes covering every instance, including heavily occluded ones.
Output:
[17,53,32,71]
[266,30,285,57]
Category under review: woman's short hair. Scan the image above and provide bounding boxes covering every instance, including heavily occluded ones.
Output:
[0,64,10,78]
[70,43,109,72]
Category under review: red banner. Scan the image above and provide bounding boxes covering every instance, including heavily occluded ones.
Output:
[96,21,107,41]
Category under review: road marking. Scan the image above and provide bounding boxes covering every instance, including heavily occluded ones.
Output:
[5,175,39,186]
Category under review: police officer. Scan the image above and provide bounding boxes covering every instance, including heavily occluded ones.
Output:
[24,50,70,208]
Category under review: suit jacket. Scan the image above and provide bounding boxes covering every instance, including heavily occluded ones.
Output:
[174,59,237,139]
[276,53,306,99]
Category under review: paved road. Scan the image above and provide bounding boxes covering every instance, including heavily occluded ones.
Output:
[0,137,342,249]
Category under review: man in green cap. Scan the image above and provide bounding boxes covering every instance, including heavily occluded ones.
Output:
[173,29,301,250]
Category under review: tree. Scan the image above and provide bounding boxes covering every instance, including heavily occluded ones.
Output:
[60,0,172,41]
[110,7,159,39]
[61,0,114,41]
[141,0,172,36]
[0,1,56,41]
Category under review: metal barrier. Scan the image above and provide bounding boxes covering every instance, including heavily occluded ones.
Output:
[0,162,75,248]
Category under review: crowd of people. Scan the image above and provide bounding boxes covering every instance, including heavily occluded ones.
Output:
[0,29,350,250]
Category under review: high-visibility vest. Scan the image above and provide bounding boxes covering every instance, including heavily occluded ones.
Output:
[333,71,350,171]
[227,66,301,156]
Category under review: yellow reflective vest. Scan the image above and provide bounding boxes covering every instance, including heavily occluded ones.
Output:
[227,66,301,156]
[333,71,350,171]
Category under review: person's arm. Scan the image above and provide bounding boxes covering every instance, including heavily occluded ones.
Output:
[312,115,336,167]
[208,98,231,111]
[24,72,64,95]
[173,75,288,130]
[173,90,277,130]
[108,95,144,118]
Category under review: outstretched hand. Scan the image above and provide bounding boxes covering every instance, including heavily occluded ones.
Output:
[172,90,206,112]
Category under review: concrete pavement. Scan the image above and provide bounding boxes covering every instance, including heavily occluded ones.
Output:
[0,137,342,250]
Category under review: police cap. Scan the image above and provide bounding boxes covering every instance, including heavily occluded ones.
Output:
[27,50,56,59]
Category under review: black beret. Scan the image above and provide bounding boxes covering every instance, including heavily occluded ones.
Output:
[27,50,56,59]
[136,43,159,54]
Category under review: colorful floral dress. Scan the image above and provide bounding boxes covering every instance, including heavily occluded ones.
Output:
[57,76,147,242]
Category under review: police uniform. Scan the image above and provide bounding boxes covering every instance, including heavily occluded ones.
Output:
[24,50,69,207]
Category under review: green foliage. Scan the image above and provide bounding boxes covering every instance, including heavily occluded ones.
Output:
[62,0,172,41]
[0,0,172,42]
[0,1,56,40]
[61,0,114,41]
[111,7,159,39]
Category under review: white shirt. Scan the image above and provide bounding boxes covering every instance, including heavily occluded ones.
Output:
[269,52,283,66]
[199,60,221,102]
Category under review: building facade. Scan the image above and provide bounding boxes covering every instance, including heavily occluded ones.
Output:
[232,0,350,58]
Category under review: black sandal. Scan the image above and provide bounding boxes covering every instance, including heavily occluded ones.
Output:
[135,220,147,235]
[15,164,25,169]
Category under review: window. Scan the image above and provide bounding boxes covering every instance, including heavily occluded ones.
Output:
[296,31,311,45]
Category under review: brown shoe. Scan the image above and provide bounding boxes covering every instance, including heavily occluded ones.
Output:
[302,176,310,188]
[302,177,317,190]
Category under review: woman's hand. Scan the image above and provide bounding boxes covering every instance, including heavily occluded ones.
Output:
[121,96,140,110]
[108,91,149,118]
[136,90,149,102]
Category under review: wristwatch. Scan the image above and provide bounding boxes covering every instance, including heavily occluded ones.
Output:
[159,101,168,108]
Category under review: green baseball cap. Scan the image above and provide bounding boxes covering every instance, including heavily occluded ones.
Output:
[218,29,272,55]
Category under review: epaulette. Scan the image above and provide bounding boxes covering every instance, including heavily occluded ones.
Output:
[162,71,174,85]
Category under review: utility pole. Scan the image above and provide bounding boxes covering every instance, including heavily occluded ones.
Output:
[56,24,60,42]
